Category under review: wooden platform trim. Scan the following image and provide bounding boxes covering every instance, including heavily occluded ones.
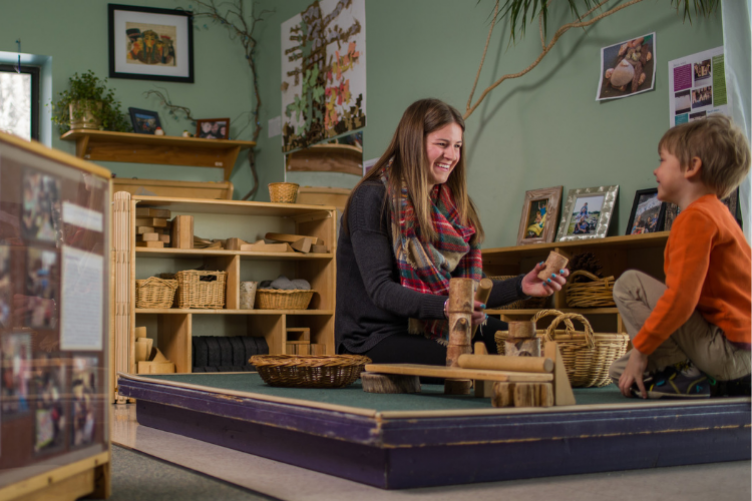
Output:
[0,451,109,501]
[117,372,379,418]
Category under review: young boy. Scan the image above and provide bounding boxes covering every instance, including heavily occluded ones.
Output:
[610,115,751,399]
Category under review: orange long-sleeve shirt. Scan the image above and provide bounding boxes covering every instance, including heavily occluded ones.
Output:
[633,195,751,355]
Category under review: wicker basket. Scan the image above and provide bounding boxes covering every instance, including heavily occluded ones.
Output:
[268,182,299,203]
[490,275,546,309]
[255,289,315,310]
[164,270,227,309]
[565,270,616,308]
[136,277,178,309]
[494,309,629,387]
[250,354,371,388]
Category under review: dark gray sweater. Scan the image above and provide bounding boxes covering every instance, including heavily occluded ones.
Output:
[335,181,526,353]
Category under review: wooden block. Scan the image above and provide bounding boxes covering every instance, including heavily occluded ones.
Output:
[286,340,310,345]
[444,379,473,395]
[513,383,536,407]
[140,233,160,242]
[474,341,488,356]
[225,237,249,251]
[286,327,311,342]
[291,237,313,253]
[159,234,171,244]
[135,217,168,228]
[286,343,297,355]
[240,242,292,253]
[492,382,515,407]
[135,327,147,339]
[265,232,320,245]
[507,321,535,339]
[538,250,569,281]
[311,343,327,355]
[136,241,165,248]
[151,348,168,363]
[474,380,495,398]
[297,344,311,355]
[504,337,541,357]
[135,339,151,363]
[171,215,194,249]
[136,207,171,219]
[311,244,328,254]
[543,341,576,406]
[539,383,554,407]
[136,226,155,235]
[137,361,175,374]
[364,364,554,383]
[362,373,421,394]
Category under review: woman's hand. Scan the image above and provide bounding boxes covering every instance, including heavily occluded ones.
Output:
[444,299,487,326]
[521,262,569,297]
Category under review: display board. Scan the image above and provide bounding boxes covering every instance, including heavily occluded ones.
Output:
[0,131,111,495]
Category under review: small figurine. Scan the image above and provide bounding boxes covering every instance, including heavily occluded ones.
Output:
[154,127,165,136]
[182,130,192,137]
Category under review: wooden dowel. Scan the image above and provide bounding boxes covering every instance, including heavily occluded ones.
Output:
[458,354,554,373]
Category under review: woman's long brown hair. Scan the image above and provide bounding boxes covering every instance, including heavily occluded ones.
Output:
[342,98,484,244]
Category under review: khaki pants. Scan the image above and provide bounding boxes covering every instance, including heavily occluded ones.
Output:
[608,270,751,382]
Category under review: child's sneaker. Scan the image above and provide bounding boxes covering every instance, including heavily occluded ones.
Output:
[633,361,710,399]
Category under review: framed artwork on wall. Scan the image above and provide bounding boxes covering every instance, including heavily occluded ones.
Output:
[516,186,563,246]
[108,3,194,83]
[556,185,619,242]
[626,188,666,235]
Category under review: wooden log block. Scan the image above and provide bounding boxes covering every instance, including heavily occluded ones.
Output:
[504,337,541,357]
[225,237,249,251]
[171,215,194,249]
[458,354,554,373]
[136,207,171,219]
[507,321,535,339]
[140,233,160,242]
[291,237,313,253]
[446,278,474,368]
[537,250,569,281]
[362,373,421,394]
[539,383,554,407]
[135,217,168,228]
[136,241,164,248]
[265,232,319,245]
[491,382,515,407]
[137,361,175,374]
[443,379,473,395]
[513,383,536,407]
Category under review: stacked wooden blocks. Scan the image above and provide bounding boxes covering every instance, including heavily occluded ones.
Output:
[134,326,176,374]
[135,208,172,248]
[285,327,327,355]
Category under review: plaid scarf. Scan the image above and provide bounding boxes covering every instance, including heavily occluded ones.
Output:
[381,165,483,343]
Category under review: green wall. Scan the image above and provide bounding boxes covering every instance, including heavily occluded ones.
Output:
[1,0,724,247]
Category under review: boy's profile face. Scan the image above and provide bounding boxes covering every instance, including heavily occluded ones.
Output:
[654,148,685,205]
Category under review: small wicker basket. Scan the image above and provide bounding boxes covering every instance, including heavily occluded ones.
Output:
[136,277,178,309]
[494,309,629,388]
[250,354,371,388]
[255,289,315,310]
[490,275,546,310]
[163,270,227,309]
[565,270,616,308]
[268,182,299,203]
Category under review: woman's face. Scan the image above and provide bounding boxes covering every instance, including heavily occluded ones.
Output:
[424,123,463,188]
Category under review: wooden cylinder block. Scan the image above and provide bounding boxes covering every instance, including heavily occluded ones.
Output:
[171,215,194,249]
[491,382,554,408]
[458,354,554,373]
[446,278,475,368]
[537,250,569,281]
[443,379,473,395]
[507,321,535,339]
[504,337,541,357]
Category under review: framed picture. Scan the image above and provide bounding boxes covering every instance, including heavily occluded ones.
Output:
[626,188,666,235]
[663,188,742,231]
[556,185,619,242]
[516,186,563,246]
[128,108,161,134]
[196,118,230,140]
[108,3,194,83]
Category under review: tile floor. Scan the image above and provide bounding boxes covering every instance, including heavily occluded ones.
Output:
[111,404,751,500]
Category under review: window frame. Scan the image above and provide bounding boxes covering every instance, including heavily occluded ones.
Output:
[0,63,41,141]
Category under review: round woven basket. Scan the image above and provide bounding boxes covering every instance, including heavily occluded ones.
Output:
[494,309,629,387]
[250,354,371,388]
[255,289,315,310]
[268,182,299,203]
[565,270,616,308]
[136,277,178,309]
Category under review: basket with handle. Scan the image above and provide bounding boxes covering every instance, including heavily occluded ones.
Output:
[165,270,227,309]
[495,309,629,387]
[565,270,616,308]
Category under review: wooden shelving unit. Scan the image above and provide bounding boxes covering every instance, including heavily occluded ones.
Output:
[482,232,670,330]
[60,129,256,181]
[113,193,337,378]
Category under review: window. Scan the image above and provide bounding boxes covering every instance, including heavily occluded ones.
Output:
[0,64,40,141]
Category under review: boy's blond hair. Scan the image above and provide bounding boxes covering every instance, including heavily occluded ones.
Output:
[658,115,751,198]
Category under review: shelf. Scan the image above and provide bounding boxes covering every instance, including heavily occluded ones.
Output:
[60,129,256,181]
[137,248,332,260]
[133,195,336,217]
[136,309,334,315]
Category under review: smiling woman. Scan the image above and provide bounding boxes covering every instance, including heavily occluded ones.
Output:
[335,98,569,370]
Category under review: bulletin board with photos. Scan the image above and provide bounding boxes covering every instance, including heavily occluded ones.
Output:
[0,132,110,488]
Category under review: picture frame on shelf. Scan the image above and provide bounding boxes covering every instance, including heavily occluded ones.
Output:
[663,187,742,231]
[128,107,161,134]
[196,118,230,139]
[556,185,619,242]
[516,186,563,246]
[626,188,666,235]
[108,3,194,83]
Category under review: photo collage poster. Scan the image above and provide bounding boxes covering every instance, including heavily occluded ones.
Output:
[0,139,109,471]
[668,46,729,126]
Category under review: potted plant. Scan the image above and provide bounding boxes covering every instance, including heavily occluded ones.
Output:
[51,70,132,133]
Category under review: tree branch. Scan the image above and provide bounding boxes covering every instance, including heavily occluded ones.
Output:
[467,0,499,114]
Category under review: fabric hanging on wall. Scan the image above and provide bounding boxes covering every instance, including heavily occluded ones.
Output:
[721,1,752,243]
